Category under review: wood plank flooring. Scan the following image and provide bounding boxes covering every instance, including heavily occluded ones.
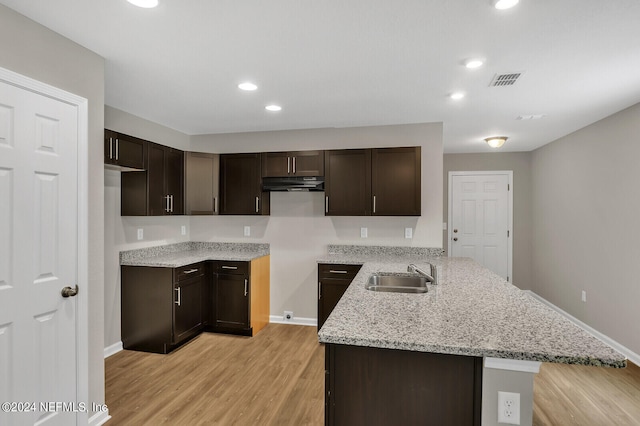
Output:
[105,324,640,425]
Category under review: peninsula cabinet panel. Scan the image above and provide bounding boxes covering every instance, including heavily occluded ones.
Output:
[318,263,362,330]
[371,146,421,216]
[324,149,371,216]
[325,344,482,425]
[262,150,324,177]
[104,129,147,169]
[220,153,270,215]
[185,152,220,215]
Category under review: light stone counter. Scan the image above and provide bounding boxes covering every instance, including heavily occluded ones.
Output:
[120,242,269,267]
[317,247,625,368]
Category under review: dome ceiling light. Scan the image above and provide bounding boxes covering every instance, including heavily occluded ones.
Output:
[493,0,519,10]
[127,0,158,8]
[484,136,508,148]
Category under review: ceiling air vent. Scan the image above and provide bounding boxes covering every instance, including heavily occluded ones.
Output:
[489,72,522,87]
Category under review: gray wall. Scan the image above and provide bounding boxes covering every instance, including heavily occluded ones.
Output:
[443,153,532,290]
[531,102,640,356]
[0,4,106,420]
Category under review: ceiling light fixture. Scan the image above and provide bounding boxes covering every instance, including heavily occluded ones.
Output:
[265,105,282,112]
[450,92,465,100]
[127,0,158,8]
[464,59,484,69]
[492,0,519,10]
[238,82,258,91]
[484,136,508,148]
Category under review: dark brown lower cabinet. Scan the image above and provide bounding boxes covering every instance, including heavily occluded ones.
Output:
[317,263,362,330]
[213,271,250,333]
[325,344,482,426]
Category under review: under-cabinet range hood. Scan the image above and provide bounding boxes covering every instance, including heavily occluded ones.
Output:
[262,176,324,192]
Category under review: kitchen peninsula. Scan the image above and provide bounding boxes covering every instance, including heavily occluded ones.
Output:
[317,245,626,425]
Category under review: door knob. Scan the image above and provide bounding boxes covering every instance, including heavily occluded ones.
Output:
[453,237,458,242]
[61,285,78,298]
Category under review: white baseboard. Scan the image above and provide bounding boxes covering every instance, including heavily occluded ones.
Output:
[89,410,110,426]
[269,315,317,327]
[104,341,123,359]
[525,290,640,366]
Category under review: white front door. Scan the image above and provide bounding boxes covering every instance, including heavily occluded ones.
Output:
[0,73,82,425]
[449,172,512,281]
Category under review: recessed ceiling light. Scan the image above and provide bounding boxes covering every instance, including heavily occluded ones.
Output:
[238,82,258,91]
[265,105,282,112]
[127,0,158,8]
[464,59,484,69]
[450,92,465,100]
[493,0,519,10]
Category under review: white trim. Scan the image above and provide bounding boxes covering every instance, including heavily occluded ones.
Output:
[269,315,317,327]
[525,290,639,366]
[104,341,124,358]
[88,410,111,426]
[0,66,91,425]
[447,170,513,283]
[484,357,541,374]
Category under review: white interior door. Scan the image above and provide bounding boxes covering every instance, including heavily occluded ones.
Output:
[0,76,81,425]
[449,172,512,281]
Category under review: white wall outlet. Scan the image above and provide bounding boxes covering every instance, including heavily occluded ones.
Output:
[284,311,293,321]
[497,391,520,425]
[137,228,143,240]
[244,226,251,237]
[443,222,447,230]
[181,225,186,236]
[581,290,587,302]
[404,227,413,239]
[360,227,368,238]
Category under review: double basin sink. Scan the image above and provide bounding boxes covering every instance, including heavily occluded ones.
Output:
[365,273,429,293]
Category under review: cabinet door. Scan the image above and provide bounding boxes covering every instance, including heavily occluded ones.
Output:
[291,150,324,176]
[318,279,351,329]
[104,129,146,169]
[214,273,250,330]
[261,152,290,177]
[104,129,117,165]
[173,275,203,344]
[185,152,220,215]
[371,147,421,216]
[220,153,269,215]
[165,148,184,215]
[324,149,371,216]
[147,142,167,216]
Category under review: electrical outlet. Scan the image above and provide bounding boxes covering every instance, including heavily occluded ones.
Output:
[360,227,368,238]
[181,225,186,236]
[137,228,143,240]
[443,222,447,230]
[581,290,587,302]
[497,391,520,425]
[284,311,293,321]
[244,226,250,237]
[404,227,413,239]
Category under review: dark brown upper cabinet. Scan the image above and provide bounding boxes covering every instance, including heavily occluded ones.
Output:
[324,146,421,216]
[185,152,220,215]
[371,147,421,216]
[219,153,270,215]
[104,129,147,170]
[324,149,372,216]
[121,141,184,216]
[261,150,324,177]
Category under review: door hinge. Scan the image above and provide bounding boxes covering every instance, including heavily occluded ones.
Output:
[507,230,510,237]
[508,184,510,191]
[507,276,510,282]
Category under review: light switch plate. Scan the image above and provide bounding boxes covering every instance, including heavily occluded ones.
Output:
[360,227,368,238]
[405,228,413,239]
[181,225,186,236]
[244,226,251,237]
[137,228,143,240]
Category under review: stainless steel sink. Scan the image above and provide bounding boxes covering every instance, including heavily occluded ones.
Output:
[365,273,428,293]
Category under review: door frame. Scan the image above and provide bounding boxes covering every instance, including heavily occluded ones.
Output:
[0,66,90,424]
[447,170,513,283]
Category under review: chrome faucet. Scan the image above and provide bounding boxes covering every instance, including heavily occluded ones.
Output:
[407,263,438,285]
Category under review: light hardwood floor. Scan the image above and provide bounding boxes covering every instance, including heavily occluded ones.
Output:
[105,324,640,425]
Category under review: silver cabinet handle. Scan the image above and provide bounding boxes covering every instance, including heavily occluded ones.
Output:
[165,195,170,212]
[115,138,119,161]
[293,156,296,174]
[318,282,322,300]
[171,195,174,213]
[221,265,238,270]
[109,137,113,160]
[255,196,259,213]
[287,156,291,174]
[175,287,181,306]
[325,196,329,213]
[183,268,198,274]
[244,279,248,296]
[213,196,217,213]
[373,195,376,213]
[329,270,348,274]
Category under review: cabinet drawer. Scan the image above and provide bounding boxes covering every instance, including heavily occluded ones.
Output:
[175,262,205,281]
[215,261,249,276]
[318,263,362,280]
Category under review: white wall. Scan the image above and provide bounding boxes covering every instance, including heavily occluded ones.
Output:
[0,4,106,421]
[531,102,640,356]
[190,123,443,320]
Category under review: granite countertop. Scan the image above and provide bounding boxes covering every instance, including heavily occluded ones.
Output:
[317,246,626,368]
[120,242,269,267]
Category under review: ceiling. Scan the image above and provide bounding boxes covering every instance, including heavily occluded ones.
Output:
[2,0,640,153]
